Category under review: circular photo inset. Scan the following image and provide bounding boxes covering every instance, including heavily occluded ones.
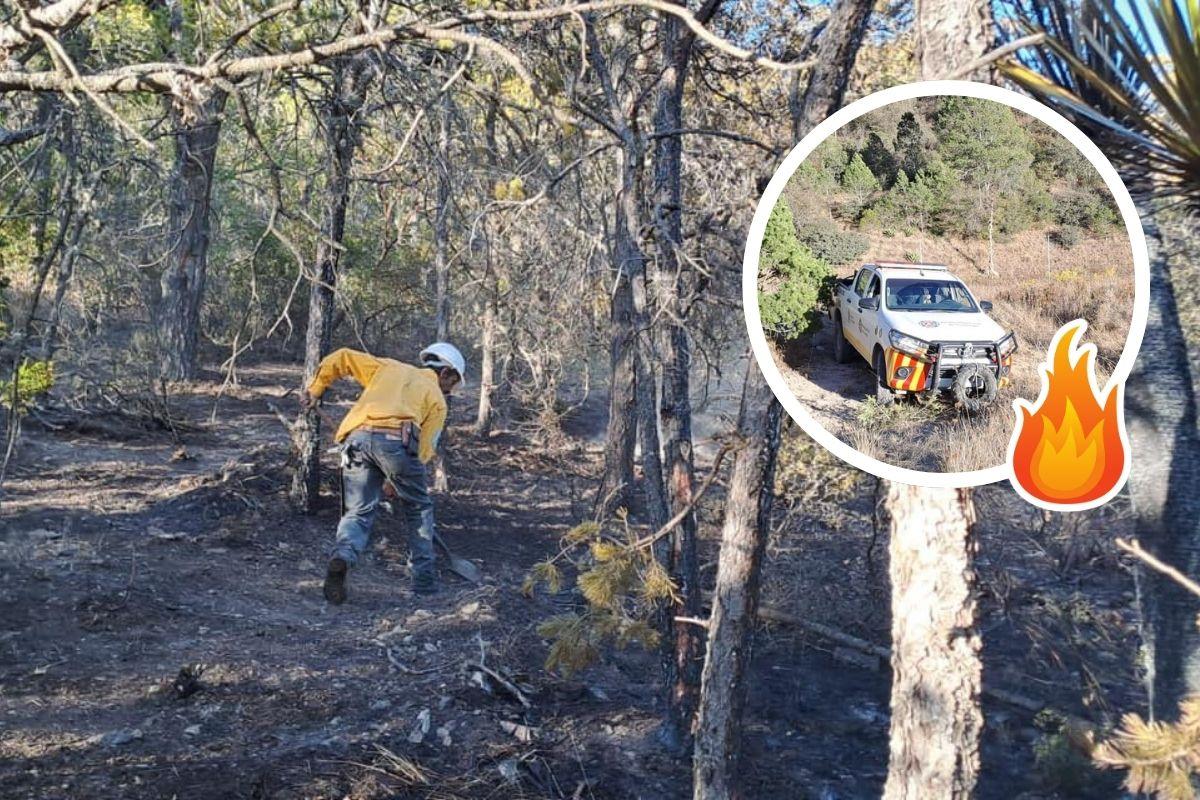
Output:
[744,81,1148,487]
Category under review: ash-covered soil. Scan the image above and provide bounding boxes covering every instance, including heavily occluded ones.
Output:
[0,361,1141,799]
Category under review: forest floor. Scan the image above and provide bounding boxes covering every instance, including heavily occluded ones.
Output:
[0,359,1141,799]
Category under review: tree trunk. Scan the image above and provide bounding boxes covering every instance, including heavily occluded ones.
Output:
[791,0,874,141]
[876,8,989,796]
[41,202,89,359]
[692,365,782,800]
[882,485,982,800]
[987,211,995,275]
[474,297,497,435]
[652,5,702,749]
[1127,217,1200,721]
[156,88,227,381]
[596,141,644,517]
[290,58,373,513]
[915,0,993,80]
[433,91,452,342]
[627,140,669,535]
[690,1,874,786]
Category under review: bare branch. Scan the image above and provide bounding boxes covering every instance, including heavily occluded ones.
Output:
[942,32,1047,80]
[0,0,119,54]
[0,0,811,95]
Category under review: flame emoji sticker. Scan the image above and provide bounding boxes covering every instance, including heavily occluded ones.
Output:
[1008,320,1129,510]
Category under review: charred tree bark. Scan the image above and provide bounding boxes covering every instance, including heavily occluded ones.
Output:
[790,0,873,140]
[882,485,982,799]
[628,138,669,531]
[691,0,872,785]
[651,1,707,749]
[1127,218,1200,721]
[290,57,373,513]
[692,365,782,800]
[597,254,638,515]
[156,88,227,381]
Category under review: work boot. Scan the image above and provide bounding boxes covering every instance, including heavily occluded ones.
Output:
[323,557,348,605]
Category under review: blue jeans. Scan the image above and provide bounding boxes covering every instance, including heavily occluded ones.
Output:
[332,429,436,589]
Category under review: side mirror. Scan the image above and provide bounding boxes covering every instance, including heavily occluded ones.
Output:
[859,296,879,311]
[980,300,994,312]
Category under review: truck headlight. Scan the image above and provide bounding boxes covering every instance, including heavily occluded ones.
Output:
[889,330,930,358]
[998,332,1018,357]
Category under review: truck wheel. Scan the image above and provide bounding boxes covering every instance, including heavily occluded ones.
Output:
[873,350,895,406]
[952,364,998,414]
[832,315,852,364]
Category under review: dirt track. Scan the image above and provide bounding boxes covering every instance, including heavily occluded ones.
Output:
[770,316,1023,473]
[771,317,877,438]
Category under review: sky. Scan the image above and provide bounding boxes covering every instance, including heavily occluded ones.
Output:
[1113,0,1171,53]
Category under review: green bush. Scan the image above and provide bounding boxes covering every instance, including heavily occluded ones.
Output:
[795,220,869,266]
[1054,190,1119,231]
[792,138,846,190]
[759,200,833,339]
[1051,225,1082,249]
[0,359,55,412]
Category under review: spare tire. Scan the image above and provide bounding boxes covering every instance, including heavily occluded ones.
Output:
[952,364,998,414]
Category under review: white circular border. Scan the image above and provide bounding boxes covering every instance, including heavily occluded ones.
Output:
[743,80,1150,489]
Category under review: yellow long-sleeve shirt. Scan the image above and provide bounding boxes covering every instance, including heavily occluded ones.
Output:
[307,348,447,463]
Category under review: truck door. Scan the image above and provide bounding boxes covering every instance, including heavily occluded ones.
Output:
[857,272,881,349]
[843,267,872,351]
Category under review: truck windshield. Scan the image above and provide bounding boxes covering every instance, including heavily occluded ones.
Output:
[885,278,977,312]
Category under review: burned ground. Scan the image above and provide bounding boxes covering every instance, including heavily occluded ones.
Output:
[1,362,1140,799]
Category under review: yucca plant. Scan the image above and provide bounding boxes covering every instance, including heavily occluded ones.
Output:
[1001,0,1200,208]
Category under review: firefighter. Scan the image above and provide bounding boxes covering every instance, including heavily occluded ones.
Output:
[299,342,466,604]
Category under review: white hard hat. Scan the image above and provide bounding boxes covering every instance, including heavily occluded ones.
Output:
[419,342,467,384]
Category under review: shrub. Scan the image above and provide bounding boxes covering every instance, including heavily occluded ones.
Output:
[758,200,833,339]
[792,138,847,191]
[0,359,54,412]
[1054,190,1119,231]
[795,220,869,266]
[1051,225,1082,249]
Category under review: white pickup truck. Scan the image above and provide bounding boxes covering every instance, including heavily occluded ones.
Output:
[830,261,1018,410]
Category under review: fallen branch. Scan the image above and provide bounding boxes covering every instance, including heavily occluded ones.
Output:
[1115,537,1200,598]
[466,660,533,708]
[721,597,1057,717]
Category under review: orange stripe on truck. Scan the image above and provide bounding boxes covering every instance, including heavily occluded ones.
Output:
[885,348,929,391]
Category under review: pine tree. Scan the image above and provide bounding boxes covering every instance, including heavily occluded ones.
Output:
[862,131,897,186]
[894,111,926,179]
[841,152,880,215]
[933,96,1036,272]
